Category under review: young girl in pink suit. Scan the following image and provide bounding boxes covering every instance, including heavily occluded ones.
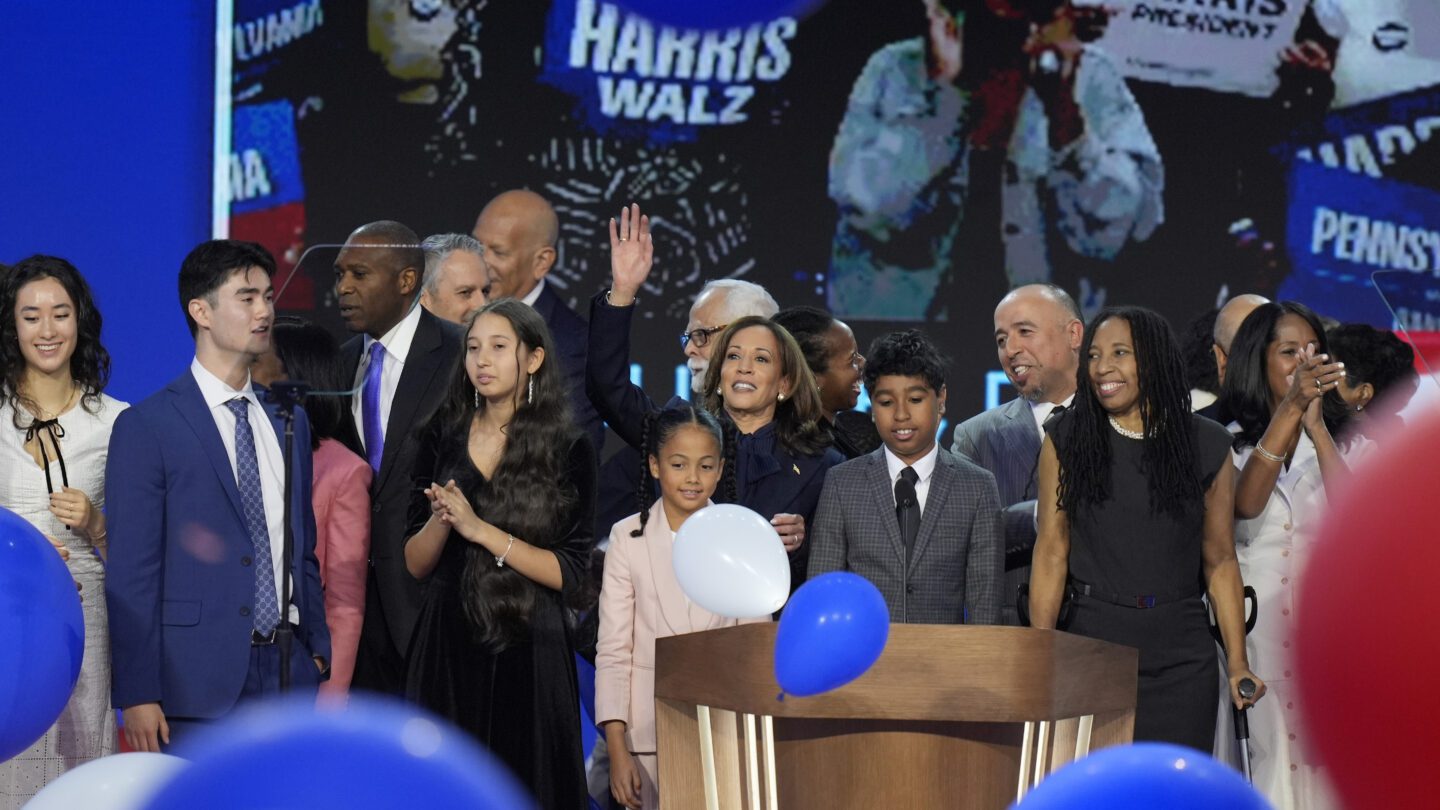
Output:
[596,405,769,809]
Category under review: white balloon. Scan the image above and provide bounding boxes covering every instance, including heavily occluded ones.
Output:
[673,504,791,618]
[25,752,189,810]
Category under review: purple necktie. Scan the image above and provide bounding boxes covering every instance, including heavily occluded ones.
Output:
[363,341,387,472]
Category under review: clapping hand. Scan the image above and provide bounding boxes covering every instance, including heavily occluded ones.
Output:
[608,203,653,307]
[1283,344,1345,429]
[427,480,486,542]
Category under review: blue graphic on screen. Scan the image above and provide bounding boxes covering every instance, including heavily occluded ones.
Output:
[231,101,305,215]
[1280,160,1440,329]
[540,0,798,143]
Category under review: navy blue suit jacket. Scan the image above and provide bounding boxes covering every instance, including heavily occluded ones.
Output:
[106,372,330,718]
[534,282,605,454]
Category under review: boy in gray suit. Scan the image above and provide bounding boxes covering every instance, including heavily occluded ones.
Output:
[808,330,1003,624]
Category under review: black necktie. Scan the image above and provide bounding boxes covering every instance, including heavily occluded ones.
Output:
[1042,403,1067,434]
[895,466,920,561]
[1024,405,1068,501]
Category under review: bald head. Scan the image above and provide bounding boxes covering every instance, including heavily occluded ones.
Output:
[1213,293,1269,385]
[1214,294,1270,352]
[334,220,424,338]
[994,284,1084,403]
[473,190,560,301]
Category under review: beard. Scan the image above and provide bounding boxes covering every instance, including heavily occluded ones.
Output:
[688,359,709,394]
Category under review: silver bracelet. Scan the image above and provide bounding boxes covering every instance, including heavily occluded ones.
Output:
[1253,443,1286,464]
[496,534,516,568]
[604,289,635,307]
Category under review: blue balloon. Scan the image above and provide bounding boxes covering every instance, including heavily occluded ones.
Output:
[615,0,829,31]
[0,507,85,763]
[1014,743,1271,810]
[142,696,534,809]
[774,572,889,697]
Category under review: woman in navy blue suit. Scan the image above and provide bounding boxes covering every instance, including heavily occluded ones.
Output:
[698,316,844,583]
[606,208,842,587]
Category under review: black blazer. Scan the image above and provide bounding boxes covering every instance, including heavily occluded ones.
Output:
[341,306,463,655]
[533,283,605,454]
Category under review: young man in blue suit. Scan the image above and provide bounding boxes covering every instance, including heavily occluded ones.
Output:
[808,330,1003,624]
[107,240,330,750]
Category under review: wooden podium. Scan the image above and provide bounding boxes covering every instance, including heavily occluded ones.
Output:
[654,623,1137,809]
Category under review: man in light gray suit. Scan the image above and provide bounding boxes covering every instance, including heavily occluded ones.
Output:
[951,283,1083,626]
[809,330,1003,625]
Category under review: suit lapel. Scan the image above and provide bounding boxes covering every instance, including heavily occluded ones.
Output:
[338,337,364,459]
[908,451,955,576]
[865,450,907,569]
[644,503,695,635]
[999,399,1043,500]
[375,309,447,493]
[170,373,248,528]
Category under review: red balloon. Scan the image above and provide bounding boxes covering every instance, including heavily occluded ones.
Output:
[1297,400,1440,808]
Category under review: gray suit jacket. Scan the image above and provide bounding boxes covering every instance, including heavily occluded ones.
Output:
[807,447,1003,625]
[951,397,1042,625]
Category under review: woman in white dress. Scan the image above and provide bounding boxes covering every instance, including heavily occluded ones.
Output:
[0,256,126,807]
[1217,301,1360,809]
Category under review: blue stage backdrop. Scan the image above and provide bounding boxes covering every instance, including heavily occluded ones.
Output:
[0,1,216,404]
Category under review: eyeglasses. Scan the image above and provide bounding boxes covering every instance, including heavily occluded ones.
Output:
[680,324,728,350]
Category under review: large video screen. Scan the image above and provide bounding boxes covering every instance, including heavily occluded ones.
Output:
[224,0,1440,424]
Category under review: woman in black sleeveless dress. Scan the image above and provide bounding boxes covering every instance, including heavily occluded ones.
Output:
[403,300,595,808]
[1029,306,1265,751]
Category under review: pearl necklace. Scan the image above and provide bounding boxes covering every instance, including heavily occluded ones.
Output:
[1108,415,1144,440]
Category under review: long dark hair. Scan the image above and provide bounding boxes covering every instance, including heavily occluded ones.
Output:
[1058,307,1202,521]
[430,298,579,649]
[1221,301,1348,448]
[631,405,724,537]
[269,317,358,451]
[2,255,111,428]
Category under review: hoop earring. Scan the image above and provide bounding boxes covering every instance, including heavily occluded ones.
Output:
[527,377,534,405]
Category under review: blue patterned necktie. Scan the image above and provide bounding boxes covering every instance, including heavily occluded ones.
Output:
[362,341,387,472]
[227,398,280,635]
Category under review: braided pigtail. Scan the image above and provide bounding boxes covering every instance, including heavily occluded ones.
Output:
[632,410,657,537]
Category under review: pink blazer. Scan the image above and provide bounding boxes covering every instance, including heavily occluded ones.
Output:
[311,438,372,700]
[596,501,770,753]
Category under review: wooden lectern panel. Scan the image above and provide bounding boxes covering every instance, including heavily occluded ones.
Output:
[774,718,1022,808]
[655,623,1138,808]
[655,623,1138,723]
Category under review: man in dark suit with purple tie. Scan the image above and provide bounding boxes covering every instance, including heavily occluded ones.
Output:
[107,240,330,750]
[335,221,463,695]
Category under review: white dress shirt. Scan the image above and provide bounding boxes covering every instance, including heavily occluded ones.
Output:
[1029,393,1075,437]
[351,301,423,455]
[191,358,298,623]
[520,277,546,307]
[882,442,940,515]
